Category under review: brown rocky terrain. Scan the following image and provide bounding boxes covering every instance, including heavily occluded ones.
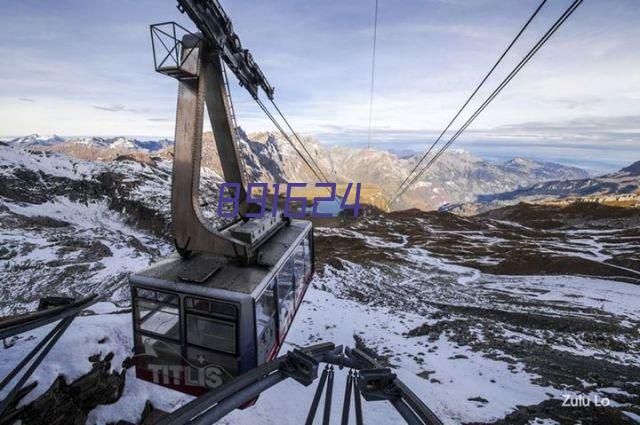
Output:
[310,202,640,423]
[1,143,639,424]
[16,131,589,212]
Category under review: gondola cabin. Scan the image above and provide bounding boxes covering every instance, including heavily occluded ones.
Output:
[130,220,314,395]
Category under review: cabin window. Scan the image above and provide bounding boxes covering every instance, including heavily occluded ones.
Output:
[303,232,313,277]
[293,242,306,301]
[134,289,180,341]
[136,288,178,305]
[134,335,183,377]
[186,315,236,354]
[185,298,237,320]
[277,258,295,333]
[256,280,277,363]
[184,297,237,354]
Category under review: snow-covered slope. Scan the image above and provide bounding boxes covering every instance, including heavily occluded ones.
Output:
[1,141,638,424]
[0,144,223,315]
[1,203,639,424]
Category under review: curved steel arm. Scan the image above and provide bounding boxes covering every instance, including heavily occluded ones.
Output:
[158,342,443,425]
[171,38,253,260]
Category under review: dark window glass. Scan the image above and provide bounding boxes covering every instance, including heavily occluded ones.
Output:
[157,292,178,305]
[136,288,157,300]
[185,297,237,320]
[277,258,295,332]
[185,298,210,314]
[256,280,277,363]
[136,299,181,340]
[186,314,236,354]
[304,232,312,277]
[213,303,237,319]
[135,288,178,305]
[294,242,306,301]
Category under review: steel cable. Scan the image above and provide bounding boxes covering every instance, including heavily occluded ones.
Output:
[367,0,379,149]
[388,0,549,207]
[388,0,583,208]
[270,99,331,183]
[255,97,328,184]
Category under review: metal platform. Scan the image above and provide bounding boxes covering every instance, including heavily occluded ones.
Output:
[131,220,310,296]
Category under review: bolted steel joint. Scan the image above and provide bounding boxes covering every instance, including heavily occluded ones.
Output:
[280,349,319,386]
[357,368,401,401]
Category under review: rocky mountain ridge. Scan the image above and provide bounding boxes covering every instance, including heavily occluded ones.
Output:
[8,131,589,211]
[0,144,225,315]
[443,160,640,215]
[8,134,173,152]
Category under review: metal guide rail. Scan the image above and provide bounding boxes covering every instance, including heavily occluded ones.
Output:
[157,342,443,425]
[0,295,102,419]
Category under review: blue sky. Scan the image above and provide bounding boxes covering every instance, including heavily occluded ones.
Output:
[0,0,638,173]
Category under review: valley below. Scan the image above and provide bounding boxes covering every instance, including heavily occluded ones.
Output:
[0,141,639,424]
[309,204,640,424]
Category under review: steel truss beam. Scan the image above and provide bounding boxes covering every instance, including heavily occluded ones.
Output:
[158,343,443,425]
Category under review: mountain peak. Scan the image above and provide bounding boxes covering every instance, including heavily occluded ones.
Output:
[619,160,640,176]
[10,134,65,146]
[506,157,531,165]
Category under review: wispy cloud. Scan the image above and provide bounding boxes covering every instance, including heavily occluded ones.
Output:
[316,114,640,146]
[92,104,150,114]
[0,0,638,173]
[378,22,500,41]
[492,115,640,143]
[93,104,126,112]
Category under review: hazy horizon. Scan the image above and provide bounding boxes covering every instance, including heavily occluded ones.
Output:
[3,129,636,175]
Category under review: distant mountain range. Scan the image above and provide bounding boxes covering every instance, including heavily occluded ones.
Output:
[8,134,66,147]
[8,134,173,152]
[443,160,640,215]
[6,131,592,211]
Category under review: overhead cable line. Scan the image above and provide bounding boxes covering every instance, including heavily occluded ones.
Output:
[255,97,329,184]
[223,66,331,186]
[221,62,251,184]
[388,0,583,209]
[269,99,331,183]
[367,0,379,149]
[389,0,548,206]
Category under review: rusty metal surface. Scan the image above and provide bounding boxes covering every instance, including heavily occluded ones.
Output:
[171,40,249,259]
[202,53,248,203]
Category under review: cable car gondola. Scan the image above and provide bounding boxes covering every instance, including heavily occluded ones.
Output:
[130,220,314,395]
[132,16,315,395]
